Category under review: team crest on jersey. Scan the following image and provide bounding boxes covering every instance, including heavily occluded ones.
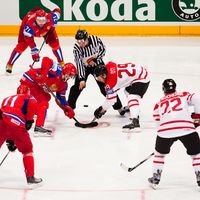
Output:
[50,84,58,91]
[105,85,114,94]
[172,0,200,21]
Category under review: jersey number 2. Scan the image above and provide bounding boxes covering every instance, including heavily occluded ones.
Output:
[160,97,183,115]
[118,63,136,78]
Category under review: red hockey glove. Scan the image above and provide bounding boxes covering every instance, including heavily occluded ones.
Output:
[191,113,200,127]
[31,48,40,62]
[64,106,75,119]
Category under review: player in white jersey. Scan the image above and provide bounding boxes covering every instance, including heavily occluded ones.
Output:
[93,61,150,130]
[148,79,200,189]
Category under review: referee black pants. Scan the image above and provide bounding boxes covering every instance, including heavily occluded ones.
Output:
[68,67,122,110]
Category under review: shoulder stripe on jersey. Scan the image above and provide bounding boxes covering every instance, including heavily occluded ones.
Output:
[23,73,35,83]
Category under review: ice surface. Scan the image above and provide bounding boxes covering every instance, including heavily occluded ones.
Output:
[0,36,200,200]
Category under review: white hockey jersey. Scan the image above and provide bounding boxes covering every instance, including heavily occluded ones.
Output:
[153,91,200,138]
[102,62,150,110]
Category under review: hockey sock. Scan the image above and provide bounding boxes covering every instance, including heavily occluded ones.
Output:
[127,94,140,118]
[152,152,165,175]
[191,153,200,172]
[23,154,34,177]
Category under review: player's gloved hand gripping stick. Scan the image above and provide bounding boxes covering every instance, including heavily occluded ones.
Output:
[41,82,98,128]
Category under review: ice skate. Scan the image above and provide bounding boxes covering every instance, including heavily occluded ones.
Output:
[148,170,162,190]
[195,171,200,187]
[27,176,43,189]
[118,106,130,116]
[148,177,160,189]
[122,118,141,132]
[123,106,130,113]
[33,126,52,137]
[118,108,126,116]
[5,64,13,75]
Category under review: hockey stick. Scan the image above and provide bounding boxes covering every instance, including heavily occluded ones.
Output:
[74,116,98,128]
[31,36,47,67]
[0,151,10,167]
[120,152,154,172]
[41,83,98,128]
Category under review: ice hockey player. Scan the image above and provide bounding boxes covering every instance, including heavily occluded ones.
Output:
[93,62,150,131]
[0,85,43,188]
[19,56,76,136]
[148,79,200,189]
[6,7,64,74]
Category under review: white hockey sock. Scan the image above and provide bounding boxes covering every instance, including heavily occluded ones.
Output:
[127,94,141,119]
[152,151,166,175]
[191,153,200,173]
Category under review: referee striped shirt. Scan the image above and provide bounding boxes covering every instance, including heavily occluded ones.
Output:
[73,35,106,80]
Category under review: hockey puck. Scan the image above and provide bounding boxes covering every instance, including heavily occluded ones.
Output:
[83,105,89,107]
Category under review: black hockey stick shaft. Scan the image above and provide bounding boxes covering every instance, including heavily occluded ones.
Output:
[121,152,154,172]
[0,151,10,167]
[130,152,154,171]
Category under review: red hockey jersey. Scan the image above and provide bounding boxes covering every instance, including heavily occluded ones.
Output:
[21,8,61,48]
[1,94,37,128]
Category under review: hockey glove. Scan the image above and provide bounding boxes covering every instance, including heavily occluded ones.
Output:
[191,113,200,127]
[6,140,17,152]
[94,106,106,119]
[25,120,34,130]
[31,47,40,62]
[64,106,75,119]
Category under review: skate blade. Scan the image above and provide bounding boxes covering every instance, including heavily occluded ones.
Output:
[27,182,43,190]
[122,127,141,133]
[5,71,12,76]
[33,132,53,137]
[149,183,158,190]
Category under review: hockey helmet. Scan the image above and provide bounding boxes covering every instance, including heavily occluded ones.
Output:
[36,9,47,21]
[17,85,30,95]
[94,64,108,78]
[62,63,77,78]
[162,79,176,94]
[75,30,88,40]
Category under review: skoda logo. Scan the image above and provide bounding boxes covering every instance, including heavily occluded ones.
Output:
[172,0,200,21]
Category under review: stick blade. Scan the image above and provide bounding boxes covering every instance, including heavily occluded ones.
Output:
[120,163,133,172]
[75,121,98,128]
[120,163,130,172]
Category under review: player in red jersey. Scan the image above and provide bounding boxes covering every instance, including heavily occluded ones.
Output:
[148,79,200,189]
[93,62,150,131]
[0,85,43,187]
[19,56,76,136]
[6,7,64,74]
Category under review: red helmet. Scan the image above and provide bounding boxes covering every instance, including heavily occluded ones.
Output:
[36,9,47,21]
[62,63,77,78]
[17,85,30,95]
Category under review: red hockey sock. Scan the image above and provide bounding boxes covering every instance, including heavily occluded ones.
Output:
[7,50,21,65]
[23,155,34,177]
[36,106,47,127]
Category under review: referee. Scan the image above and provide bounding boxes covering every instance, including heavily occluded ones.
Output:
[68,29,124,115]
